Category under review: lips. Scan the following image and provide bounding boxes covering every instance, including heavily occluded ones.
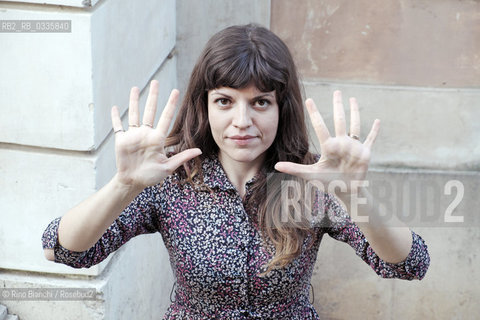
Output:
[229,135,256,140]
[228,135,258,146]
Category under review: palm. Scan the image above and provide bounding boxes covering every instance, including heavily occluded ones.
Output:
[310,136,371,185]
[111,81,201,189]
[114,127,168,187]
[275,91,380,193]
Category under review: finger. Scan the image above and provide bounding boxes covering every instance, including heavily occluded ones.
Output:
[274,161,314,180]
[363,119,380,149]
[333,90,347,137]
[111,105,124,134]
[156,89,180,136]
[128,86,140,127]
[349,97,360,137]
[305,98,330,145]
[165,148,202,172]
[142,80,160,126]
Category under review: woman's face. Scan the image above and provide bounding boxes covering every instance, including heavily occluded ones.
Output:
[207,84,279,168]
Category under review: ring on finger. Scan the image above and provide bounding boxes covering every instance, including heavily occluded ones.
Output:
[348,133,360,140]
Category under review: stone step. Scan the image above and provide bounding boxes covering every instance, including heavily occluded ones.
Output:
[0,305,18,320]
[0,305,7,320]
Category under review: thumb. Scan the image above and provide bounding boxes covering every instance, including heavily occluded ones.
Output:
[275,161,313,180]
[165,148,202,172]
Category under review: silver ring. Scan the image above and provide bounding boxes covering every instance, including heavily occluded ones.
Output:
[142,124,153,128]
[114,129,124,134]
[129,124,139,127]
[349,133,360,140]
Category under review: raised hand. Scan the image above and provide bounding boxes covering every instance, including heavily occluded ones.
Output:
[110,80,202,189]
[274,90,380,194]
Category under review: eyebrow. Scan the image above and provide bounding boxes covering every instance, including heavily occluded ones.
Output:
[210,91,233,99]
[255,93,275,99]
[210,91,275,100]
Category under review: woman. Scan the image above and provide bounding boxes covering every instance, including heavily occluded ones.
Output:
[42,24,429,319]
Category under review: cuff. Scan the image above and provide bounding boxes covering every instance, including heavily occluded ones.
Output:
[41,217,86,267]
[379,230,430,280]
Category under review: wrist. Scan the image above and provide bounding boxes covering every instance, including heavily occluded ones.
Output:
[111,174,145,197]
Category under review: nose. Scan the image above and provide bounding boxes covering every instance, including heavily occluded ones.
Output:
[232,101,253,128]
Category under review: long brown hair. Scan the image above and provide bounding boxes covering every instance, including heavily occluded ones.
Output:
[167,24,317,274]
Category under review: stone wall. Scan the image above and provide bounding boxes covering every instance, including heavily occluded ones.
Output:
[0,0,177,318]
[271,0,480,318]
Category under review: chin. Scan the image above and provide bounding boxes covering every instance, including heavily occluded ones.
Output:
[232,154,260,163]
[224,149,266,164]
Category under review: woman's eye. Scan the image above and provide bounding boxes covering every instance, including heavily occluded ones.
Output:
[215,98,231,107]
[255,99,270,108]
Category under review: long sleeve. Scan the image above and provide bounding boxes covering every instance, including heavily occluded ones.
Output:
[321,193,430,280]
[41,185,162,268]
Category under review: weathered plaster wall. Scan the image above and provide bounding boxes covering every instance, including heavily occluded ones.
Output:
[271,1,480,318]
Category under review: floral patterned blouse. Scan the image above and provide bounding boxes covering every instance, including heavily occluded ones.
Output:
[42,156,430,319]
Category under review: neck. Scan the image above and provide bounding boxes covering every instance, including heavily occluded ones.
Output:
[218,153,264,198]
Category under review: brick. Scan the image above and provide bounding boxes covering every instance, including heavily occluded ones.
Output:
[304,83,480,170]
[0,0,175,151]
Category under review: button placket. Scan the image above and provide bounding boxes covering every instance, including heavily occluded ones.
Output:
[229,195,252,310]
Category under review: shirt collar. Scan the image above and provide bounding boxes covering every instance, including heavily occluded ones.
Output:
[201,155,264,192]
